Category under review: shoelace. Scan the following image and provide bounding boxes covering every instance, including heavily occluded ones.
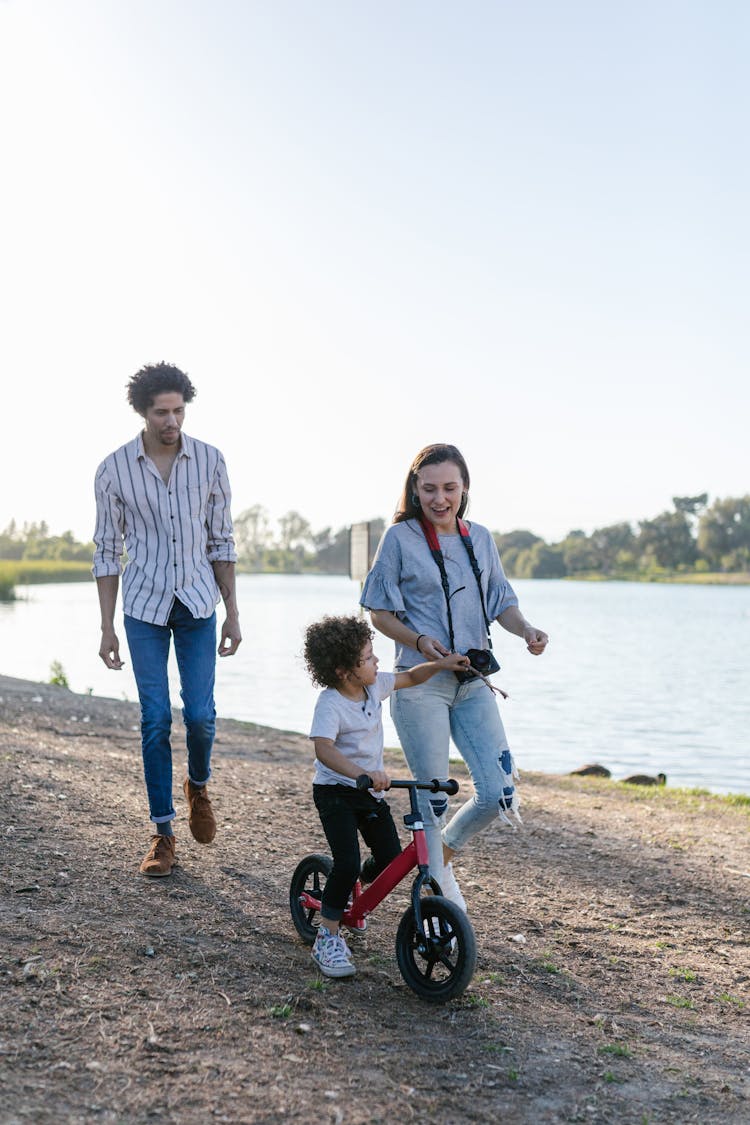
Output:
[316,935,351,964]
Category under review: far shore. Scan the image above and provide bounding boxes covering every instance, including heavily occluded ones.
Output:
[2,558,749,601]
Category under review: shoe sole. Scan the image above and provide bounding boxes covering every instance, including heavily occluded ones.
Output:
[140,868,173,877]
[311,954,356,978]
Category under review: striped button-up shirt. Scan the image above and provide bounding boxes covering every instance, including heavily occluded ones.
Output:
[92,432,237,625]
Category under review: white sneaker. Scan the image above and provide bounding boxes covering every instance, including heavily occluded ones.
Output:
[311,926,356,978]
[438,863,468,914]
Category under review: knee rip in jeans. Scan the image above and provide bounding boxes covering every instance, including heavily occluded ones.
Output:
[497,749,515,813]
[428,796,448,819]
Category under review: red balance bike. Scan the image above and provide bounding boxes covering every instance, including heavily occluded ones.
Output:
[290,776,477,1002]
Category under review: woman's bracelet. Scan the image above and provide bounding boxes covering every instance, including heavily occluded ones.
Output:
[415,634,425,654]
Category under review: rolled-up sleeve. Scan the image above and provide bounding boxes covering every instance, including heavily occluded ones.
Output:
[205,454,237,563]
[92,463,125,577]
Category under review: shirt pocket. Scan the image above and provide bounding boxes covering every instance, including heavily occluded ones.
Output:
[186,485,205,520]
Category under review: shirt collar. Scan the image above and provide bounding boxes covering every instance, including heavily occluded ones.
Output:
[135,431,192,459]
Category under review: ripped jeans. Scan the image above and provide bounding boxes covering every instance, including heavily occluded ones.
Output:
[390,670,517,878]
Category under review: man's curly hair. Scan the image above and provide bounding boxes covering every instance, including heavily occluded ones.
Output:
[126,362,197,415]
[304,615,374,689]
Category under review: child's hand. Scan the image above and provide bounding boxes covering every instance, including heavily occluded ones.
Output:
[368,770,391,792]
[439,652,472,672]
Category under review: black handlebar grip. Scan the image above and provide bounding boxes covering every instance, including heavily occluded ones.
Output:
[356,773,374,791]
[430,777,459,795]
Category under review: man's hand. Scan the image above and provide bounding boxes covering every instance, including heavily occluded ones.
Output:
[218,616,242,657]
[99,628,124,669]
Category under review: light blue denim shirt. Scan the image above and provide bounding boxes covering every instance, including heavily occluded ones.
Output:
[360,519,518,669]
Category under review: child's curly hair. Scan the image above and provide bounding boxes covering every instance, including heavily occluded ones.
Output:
[304,615,374,689]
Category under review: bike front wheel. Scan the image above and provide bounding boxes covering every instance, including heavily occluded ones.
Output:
[395,896,476,1002]
[289,853,332,944]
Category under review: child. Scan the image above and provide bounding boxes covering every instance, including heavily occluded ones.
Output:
[303,614,469,978]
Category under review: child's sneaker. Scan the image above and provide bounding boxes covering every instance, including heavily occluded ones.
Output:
[311,926,356,978]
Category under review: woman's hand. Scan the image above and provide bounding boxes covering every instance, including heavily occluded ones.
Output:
[524,626,549,655]
[417,635,450,660]
[498,606,549,655]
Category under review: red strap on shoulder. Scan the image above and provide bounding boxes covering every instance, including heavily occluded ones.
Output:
[419,516,470,549]
[418,517,440,552]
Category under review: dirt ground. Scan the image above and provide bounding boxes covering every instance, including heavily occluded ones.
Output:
[1,673,748,1125]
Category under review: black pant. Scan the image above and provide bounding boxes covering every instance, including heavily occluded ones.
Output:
[313,784,402,920]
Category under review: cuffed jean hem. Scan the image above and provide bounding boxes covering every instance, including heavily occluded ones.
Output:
[186,770,212,788]
[151,812,177,825]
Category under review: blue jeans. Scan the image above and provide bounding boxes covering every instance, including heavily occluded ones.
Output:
[124,600,217,826]
[390,670,517,877]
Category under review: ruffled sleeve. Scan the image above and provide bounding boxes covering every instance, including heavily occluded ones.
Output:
[477,525,519,619]
[359,527,406,615]
[359,564,406,614]
[485,571,518,619]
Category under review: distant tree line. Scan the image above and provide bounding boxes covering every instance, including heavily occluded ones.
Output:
[494,494,750,578]
[1,493,748,579]
[232,506,386,573]
[0,521,94,562]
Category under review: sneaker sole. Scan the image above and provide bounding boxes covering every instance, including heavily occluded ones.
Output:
[311,953,356,978]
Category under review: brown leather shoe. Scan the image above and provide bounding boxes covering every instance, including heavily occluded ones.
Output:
[139,834,176,877]
[183,778,217,843]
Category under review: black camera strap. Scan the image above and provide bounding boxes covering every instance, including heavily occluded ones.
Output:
[418,517,494,654]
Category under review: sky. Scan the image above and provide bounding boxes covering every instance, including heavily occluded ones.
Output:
[1,0,747,546]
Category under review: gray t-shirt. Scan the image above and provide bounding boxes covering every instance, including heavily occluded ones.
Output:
[360,519,518,669]
[309,671,396,794]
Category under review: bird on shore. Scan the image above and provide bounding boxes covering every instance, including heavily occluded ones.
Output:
[569,764,611,778]
[620,772,667,786]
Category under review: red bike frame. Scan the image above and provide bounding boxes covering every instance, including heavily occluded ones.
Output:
[298,778,457,931]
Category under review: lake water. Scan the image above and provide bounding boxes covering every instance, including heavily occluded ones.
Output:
[1,575,748,795]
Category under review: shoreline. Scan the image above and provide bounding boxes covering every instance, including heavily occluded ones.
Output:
[2,673,748,801]
[2,562,750,599]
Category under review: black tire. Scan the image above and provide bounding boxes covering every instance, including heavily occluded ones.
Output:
[395,896,477,1002]
[289,853,332,944]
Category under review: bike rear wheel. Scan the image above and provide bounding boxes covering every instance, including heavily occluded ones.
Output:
[395,896,476,1002]
[289,853,332,943]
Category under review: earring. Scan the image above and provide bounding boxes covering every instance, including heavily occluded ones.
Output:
[411,494,420,507]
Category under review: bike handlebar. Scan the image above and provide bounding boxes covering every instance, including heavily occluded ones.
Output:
[356,774,459,796]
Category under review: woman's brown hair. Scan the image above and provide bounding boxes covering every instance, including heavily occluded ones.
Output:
[393,443,470,524]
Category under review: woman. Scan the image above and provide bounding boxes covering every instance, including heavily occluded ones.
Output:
[359,443,548,911]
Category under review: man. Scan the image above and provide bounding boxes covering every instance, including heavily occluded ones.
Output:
[93,362,241,877]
